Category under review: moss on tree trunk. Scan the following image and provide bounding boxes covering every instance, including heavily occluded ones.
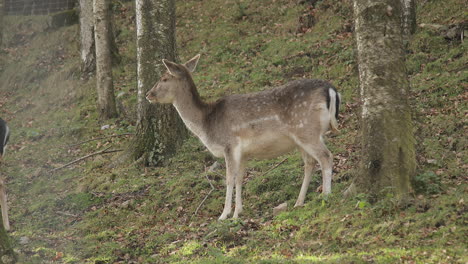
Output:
[0,223,16,264]
[129,0,187,166]
[353,0,416,201]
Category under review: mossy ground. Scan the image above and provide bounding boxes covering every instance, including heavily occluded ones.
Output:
[0,0,466,263]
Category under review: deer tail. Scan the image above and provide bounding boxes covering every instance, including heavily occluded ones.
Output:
[328,88,341,133]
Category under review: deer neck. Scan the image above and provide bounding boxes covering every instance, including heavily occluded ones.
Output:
[172,81,209,140]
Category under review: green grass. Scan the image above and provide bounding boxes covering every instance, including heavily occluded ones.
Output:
[0,0,466,263]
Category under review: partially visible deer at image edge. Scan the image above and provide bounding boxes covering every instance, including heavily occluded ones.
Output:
[0,118,10,231]
[146,54,341,220]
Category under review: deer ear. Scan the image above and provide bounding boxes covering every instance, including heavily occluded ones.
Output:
[184,54,201,73]
[162,59,184,77]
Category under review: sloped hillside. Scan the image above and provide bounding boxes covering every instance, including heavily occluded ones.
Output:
[0,0,466,263]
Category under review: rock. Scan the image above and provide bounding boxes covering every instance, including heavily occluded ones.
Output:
[273,202,288,216]
[419,22,467,42]
[19,236,30,245]
[120,199,133,209]
[1,255,16,264]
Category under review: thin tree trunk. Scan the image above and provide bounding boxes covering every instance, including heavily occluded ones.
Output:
[0,0,3,45]
[79,0,95,74]
[93,0,118,119]
[128,0,187,166]
[353,0,416,201]
[0,0,5,46]
[401,0,416,43]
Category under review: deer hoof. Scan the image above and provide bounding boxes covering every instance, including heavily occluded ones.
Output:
[294,202,304,208]
[219,213,229,220]
[316,185,323,193]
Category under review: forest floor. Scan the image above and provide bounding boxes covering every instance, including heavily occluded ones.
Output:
[0,0,466,263]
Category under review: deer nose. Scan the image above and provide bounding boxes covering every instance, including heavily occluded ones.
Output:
[146,90,157,103]
[146,90,155,98]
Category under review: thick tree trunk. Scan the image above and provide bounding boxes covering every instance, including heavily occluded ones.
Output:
[93,0,118,119]
[353,0,416,200]
[128,0,187,166]
[79,0,95,74]
[0,223,16,264]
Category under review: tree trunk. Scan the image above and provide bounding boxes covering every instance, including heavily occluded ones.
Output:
[0,0,3,45]
[0,223,16,264]
[353,0,416,201]
[128,0,187,166]
[401,0,416,43]
[79,0,95,74]
[93,0,118,119]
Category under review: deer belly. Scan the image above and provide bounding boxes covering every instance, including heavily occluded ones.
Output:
[240,132,295,159]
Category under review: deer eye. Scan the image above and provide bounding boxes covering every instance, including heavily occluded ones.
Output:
[162,78,168,82]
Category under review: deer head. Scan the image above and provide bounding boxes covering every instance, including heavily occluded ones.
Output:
[146,54,200,104]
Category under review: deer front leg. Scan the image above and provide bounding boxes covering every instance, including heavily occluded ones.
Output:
[220,146,244,220]
[219,171,234,220]
[219,153,236,220]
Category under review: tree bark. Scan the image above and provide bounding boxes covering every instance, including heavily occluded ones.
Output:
[401,0,416,43]
[0,223,16,264]
[79,0,95,74]
[93,0,118,119]
[0,0,3,45]
[353,0,416,201]
[128,0,187,166]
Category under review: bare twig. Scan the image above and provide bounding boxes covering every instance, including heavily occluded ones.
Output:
[190,158,288,219]
[257,157,289,178]
[193,172,216,217]
[49,146,123,173]
[284,51,311,60]
[65,133,133,148]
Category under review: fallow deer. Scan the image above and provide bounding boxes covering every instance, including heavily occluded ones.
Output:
[146,55,341,220]
[0,118,10,230]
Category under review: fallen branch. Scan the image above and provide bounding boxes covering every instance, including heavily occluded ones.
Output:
[56,211,78,218]
[65,133,134,148]
[49,146,123,173]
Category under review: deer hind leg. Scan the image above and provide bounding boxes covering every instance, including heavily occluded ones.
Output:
[294,150,317,207]
[0,180,10,231]
[293,138,333,195]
